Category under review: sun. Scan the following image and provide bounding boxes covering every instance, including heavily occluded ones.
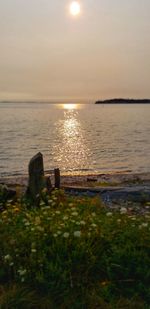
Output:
[70,1,81,16]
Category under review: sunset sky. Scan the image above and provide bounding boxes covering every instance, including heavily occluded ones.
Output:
[0,0,150,101]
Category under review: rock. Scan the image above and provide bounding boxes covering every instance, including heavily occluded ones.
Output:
[0,184,16,202]
[64,185,150,205]
[101,187,150,204]
[27,152,44,204]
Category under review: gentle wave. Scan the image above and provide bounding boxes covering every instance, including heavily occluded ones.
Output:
[0,102,150,176]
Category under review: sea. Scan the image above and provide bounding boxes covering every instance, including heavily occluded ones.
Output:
[0,102,150,177]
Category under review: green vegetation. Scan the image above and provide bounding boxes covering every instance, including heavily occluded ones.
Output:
[0,187,150,308]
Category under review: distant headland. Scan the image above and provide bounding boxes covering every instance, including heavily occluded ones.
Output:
[95,99,150,104]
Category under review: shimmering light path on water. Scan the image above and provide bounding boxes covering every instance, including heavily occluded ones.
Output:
[0,103,150,176]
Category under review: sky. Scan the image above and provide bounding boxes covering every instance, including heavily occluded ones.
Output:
[0,0,150,101]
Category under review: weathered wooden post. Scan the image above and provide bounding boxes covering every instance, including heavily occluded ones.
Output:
[45,175,52,194]
[27,152,44,204]
[54,168,60,189]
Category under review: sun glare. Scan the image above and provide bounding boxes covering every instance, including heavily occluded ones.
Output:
[70,1,81,16]
[63,104,77,110]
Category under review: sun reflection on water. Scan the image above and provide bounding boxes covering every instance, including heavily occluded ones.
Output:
[52,107,91,174]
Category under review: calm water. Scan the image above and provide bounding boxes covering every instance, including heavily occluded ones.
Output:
[0,103,150,176]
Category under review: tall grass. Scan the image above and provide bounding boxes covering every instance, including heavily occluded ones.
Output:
[0,188,150,308]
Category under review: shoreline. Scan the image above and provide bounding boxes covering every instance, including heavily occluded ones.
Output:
[1,171,150,213]
[1,171,150,188]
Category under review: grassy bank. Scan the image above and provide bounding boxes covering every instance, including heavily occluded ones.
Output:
[0,187,150,308]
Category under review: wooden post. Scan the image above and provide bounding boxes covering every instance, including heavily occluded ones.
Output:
[54,168,60,189]
[45,176,52,194]
[27,152,44,204]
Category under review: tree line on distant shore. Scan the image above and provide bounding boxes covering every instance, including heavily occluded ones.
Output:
[95,98,150,104]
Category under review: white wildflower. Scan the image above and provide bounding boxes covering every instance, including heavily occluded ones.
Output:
[141,223,148,227]
[106,212,112,217]
[60,223,65,227]
[63,232,69,238]
[80,220,86,225]
[117,219,121,223]
[43,211,47,216]
[36,226,44,232]
[18,269,27,276]
[76,222,80,225]
[91,223,97,228]
[24,221,30,226]
[4,254,11,261]
[120,207,127,214]
[74,231,81,237]
[31,248,37,253]
[63,216,68,220]
[40,202,45,207]
[57,231,62,235]
[70,207,76,211]
[69,203,74,207]
[72,212,78,216]
[42,188,47,193]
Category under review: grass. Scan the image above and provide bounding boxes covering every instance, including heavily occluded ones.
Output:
[0,186,150,308]
[81,181,120,187]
